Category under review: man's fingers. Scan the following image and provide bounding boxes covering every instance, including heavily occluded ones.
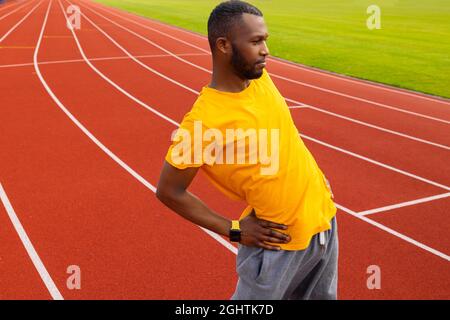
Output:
[259,219,288,230]
[262,228,291,242]
[261,236,287,244]
[257,242,281,251]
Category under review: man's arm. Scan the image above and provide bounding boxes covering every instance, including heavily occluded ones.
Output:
[156,161,291,250]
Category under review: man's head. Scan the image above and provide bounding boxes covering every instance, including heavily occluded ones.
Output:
[208,0,269,80]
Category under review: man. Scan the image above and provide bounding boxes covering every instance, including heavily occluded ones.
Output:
[156,0,338,300]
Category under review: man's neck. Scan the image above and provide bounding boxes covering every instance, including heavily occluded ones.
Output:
[209,64,250,93]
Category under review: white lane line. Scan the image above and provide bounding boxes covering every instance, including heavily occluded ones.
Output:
[0,182,63,300]
[79,1,211,74]
[300,133,450,191]
[69,0,203,94]
[0,0,25,13]
[58,4,183,126]
[288,105,309,109]
[60,1,449,261]
[0,0,30,21]
[100,0,450,108]
[0,52,208,69]
[0,0,42,43]
[66,0,450,192]
[33,0,238,256]
[288,101,450,150]
[79,0,450,151]
[335,203,450,262]
[270,57,450,107]
[359,192,450,216]
[274,72,450,125]
[84,0,450,114]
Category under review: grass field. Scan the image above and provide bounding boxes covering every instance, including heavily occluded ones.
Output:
[94,0,450,98]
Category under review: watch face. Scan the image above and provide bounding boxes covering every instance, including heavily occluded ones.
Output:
[229,229,241,242]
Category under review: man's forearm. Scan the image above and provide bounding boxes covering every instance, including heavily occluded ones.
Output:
[157,190,232,237]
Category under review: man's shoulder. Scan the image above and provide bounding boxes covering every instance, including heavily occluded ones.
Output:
[190,89,224,117]
[179,91,220,128]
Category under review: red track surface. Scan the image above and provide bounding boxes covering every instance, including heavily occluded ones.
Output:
[0,0,449,299]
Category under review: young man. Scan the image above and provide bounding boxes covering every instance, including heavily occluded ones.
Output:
[156,0,338,300]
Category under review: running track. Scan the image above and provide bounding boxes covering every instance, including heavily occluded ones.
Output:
[0,0,449,299]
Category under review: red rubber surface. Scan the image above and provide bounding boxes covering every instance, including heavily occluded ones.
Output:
[0,0,448,299]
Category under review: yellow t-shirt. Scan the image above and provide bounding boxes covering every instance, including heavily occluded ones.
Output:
[165,69,336,250]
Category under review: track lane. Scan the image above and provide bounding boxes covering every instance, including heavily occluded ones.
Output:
[289,108,450,186]
[0,0,46,65]
[336,210,449,299]
[368,197,450,254]
[0,0,34,24]
[0,1,26,14]
[0,1,42,44]
[0,0,37,34]
[0,183,52,299]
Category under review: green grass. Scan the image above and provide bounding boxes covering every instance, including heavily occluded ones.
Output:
[94,0,450,98]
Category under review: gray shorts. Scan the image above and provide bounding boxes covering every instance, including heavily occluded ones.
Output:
[231,216,338,300]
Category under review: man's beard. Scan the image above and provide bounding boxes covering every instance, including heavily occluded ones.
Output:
[230,43,264,80]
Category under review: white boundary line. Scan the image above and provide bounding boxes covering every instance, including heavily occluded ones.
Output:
[0,0,25,13]
[288,103,449,150]
[335,203,450,261]
[0,182,64,300]
[359,192,450,216]
[0,0,30,21]
[0,0,42,43]
[66,0,450,192]
[84,0,450,116]
[57,0,450,261]
[70,0,201,94]
[299,133,450,191]
[270,58,450,107]
[79,0,450,151]
[288,105,309,109]
[0,52,209,69]
[93,0,450,107]
[274,72,450,125]
[80,1,211,74]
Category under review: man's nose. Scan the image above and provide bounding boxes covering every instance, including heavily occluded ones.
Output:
[260,41,270,56]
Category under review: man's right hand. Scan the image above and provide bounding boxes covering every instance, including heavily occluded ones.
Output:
[239,210,291,250]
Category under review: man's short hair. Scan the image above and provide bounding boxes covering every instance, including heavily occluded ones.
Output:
[207,0,263,52]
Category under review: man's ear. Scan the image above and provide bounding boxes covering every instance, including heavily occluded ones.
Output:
[215,37,231,55]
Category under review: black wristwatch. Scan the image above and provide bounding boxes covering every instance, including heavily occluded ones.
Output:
[229,220,242,242]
